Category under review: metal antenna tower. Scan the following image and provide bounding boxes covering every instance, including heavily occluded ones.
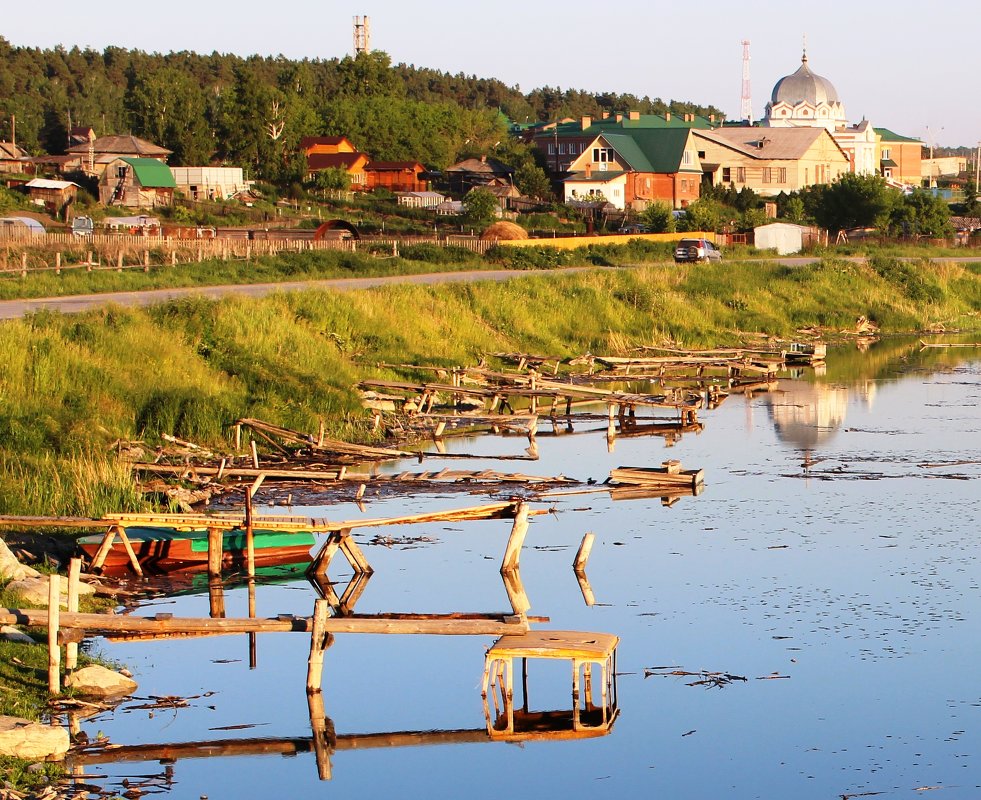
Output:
[740,40,753,122]
[353,16,371,55]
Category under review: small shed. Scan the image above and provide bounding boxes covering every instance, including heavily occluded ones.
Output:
[100,158,176,208]
[25,178,79,218]
[754,222,812,255]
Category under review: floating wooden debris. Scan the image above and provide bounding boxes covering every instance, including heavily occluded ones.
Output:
[918,340,981,349]
[607,461,704,491]
[236,418,411,461]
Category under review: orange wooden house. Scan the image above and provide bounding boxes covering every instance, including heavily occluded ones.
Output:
[301,136,368,186]
[365,161,427,192]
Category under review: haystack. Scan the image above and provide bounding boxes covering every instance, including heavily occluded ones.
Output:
[480,221,528,241]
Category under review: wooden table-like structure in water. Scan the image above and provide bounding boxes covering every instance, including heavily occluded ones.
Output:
[482,630,619,739]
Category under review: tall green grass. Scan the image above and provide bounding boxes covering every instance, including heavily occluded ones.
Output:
[0,257,978,516]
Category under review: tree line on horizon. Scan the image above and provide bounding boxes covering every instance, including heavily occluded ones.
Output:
[0,38,725,181]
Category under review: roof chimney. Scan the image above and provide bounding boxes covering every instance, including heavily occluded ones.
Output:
[615,114,623,123]
[585,163,592,178]
[629,110,640,121]
[480,154,487,162]
[581,115,592,130]
[709,114,715,123]
[665,112,671,122]
[602,111,610,120]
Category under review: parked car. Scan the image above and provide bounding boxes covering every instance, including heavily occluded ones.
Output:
[71,216,94,237]
[674,238,722,263]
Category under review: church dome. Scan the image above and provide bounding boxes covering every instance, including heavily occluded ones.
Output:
[770,53,840,106]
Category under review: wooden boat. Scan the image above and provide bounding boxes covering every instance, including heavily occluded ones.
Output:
[77,526,316,574]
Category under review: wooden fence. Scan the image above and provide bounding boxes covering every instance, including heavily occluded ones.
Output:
[0,234,495,278]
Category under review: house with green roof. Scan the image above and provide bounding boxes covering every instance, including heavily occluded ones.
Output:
[532,110,721,175]
[875,128,923,187]
[562,128,704,210]
[98,156,177,208]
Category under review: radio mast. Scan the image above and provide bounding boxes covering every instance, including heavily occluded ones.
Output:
[740,40,753,122]
[353,16,371,55]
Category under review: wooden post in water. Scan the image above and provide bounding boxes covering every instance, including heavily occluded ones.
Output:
[65,559,81,673]
[501,502,529,574]
[245,486,256,580]
[207,527,223,578]
[47,575,60,695]
[573,532,595,572]
[306,599,331,693]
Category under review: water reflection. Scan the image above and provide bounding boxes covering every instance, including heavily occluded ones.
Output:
[66,628,622,786]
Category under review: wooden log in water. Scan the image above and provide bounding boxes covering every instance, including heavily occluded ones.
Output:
[1,609,530,636]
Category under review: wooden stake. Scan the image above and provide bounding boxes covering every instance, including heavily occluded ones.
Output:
[48,575,60,695]
[250,440,260,469]
[573,532,595,572]
[55,252,61,274]
[245,486,256,579]
[306,599,330,693]
[65,559,81,673]
[501,502,529,573]
[207,527,223,578]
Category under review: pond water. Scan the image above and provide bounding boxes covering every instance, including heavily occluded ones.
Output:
[70,339,980,799]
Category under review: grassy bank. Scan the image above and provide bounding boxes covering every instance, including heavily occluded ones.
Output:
[0,257,979,517]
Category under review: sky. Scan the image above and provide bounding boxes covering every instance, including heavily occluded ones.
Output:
[5,0,979,148]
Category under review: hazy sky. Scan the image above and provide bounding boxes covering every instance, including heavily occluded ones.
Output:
[5,0,979,148]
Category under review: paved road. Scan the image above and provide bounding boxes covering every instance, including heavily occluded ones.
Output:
[0,267,595,320]
[1,256,977,320]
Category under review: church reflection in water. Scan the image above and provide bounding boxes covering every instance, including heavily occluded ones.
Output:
[763,378,877,454]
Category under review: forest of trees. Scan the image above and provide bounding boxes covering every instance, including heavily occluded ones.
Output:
[0,38,725,180]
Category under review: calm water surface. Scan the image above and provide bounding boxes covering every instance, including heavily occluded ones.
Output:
[75,339,980,799]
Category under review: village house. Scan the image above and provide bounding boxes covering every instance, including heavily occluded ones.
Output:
[68,134,172,177]
[444,156,514,195]
[99,157,176,208]
[693,127,849,196]
[364,161,427,192]
[875,128,923,187]
[563,128,703,210]
[301,136,368,186]
[0,141,31,175]
[532,111,719,175]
